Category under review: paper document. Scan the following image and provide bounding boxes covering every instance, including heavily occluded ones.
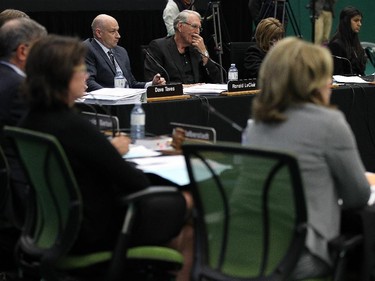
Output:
[79,88,145,104]
[332,75,369,84]
[130,155,233,186]
[183,83,228,95]
[123,145,162,159]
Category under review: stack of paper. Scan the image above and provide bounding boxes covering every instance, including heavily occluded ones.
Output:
[81,88,146,105]
[183,83,228,95]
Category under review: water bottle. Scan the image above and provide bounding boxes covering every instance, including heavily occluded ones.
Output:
[130,103,145,142]
[228,63,238,82]
[114,71,126,88]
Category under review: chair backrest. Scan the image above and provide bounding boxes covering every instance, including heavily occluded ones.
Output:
[3,126,82,266]
[182,143,307,281]
[229,42,255,80]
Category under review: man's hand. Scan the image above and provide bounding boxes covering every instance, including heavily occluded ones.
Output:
[152,73,166,85]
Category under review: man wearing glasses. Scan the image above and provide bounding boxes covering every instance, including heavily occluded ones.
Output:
[144,10,221,84]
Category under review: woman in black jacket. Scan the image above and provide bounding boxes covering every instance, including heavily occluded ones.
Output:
[328,6,367,76]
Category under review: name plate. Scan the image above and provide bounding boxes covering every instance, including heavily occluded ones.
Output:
[170,122,216,143]
[227,79,257,92]
[147,83,183,98]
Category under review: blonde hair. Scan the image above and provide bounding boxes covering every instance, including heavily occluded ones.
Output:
[253,37,333,122]
[255,17,284,52]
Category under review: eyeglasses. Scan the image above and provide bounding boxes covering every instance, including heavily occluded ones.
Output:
[182,22,203,32]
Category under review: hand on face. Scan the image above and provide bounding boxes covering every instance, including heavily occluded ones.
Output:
[191,33,206,53]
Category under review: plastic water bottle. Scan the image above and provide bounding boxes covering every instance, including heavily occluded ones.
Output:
[130,103,145,142]
[228,63,238,82]
[114,71,126,88]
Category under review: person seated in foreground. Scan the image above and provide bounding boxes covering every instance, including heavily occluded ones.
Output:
[144,10,222,84]
[243,17,284,79]
[83,14,166,92]
[18,34,193,281]
[242,37,373,280]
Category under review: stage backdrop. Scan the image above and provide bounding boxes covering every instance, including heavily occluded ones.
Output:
[1,0,374,78]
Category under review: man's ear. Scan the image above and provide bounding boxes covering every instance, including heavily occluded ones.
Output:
[15,43,29,64]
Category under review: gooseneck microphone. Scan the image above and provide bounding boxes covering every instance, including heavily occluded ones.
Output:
[201,102,243,133]
[144,49,171,83]
[198,50,228,84]
[332,55,353,75]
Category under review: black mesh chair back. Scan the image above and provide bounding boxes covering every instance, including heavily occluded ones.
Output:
[183,143,307,281]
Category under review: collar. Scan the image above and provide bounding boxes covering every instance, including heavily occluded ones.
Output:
[0,60,26,77]
[94,38,112,54]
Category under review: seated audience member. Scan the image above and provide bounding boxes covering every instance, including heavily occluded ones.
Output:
[19,34,192,281]
[84,14,166,92]
[328,6,367,76]
[163,0,195,36]
[144,10,221,84]
[0,16,46,273]
[0,18,46,142]
[0,9,29,28]
[243,37,373,280]
[243,17,284,79]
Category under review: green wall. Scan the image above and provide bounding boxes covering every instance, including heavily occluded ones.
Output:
[287,0,375,43]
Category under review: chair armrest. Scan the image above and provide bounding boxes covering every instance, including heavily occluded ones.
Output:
[117,186,179,206]
[329,234,363,257]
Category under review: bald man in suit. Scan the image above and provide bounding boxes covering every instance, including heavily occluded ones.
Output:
[84,14,165,92]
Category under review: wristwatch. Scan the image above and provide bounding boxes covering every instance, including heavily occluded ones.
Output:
[203,50,209,58]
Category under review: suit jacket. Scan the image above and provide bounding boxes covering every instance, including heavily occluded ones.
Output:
[144,36,221,84]
[243,103,370,265]
[243,44,266,79]
[83,38,146,92]
[19,107,151,254]
[0,62,27,144]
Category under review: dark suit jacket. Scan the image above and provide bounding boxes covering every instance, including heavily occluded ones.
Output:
[0,63,27,144]
[20,107,151,253]
[83,38,146,92]
[144,36,221,84]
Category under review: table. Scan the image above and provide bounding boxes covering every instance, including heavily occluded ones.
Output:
[80,84,375,172]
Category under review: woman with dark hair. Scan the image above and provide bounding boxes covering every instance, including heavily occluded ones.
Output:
[328,6,367,75]
[18,34,191,280]
[243,17,284,79]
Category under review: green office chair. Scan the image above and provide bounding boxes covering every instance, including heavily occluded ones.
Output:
[4,126,184,281]
[182,143,362,281]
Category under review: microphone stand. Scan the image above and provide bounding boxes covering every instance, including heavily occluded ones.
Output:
[202,102,243,133]
[203,1,225,84]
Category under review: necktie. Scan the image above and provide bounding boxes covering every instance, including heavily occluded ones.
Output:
[108,50,116,68]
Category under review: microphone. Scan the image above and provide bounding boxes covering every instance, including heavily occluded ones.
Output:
[197,50,228,84]
[144,49,171,84]
[84,91,118,138]
[332,55,353,75]
[201,102,243,133]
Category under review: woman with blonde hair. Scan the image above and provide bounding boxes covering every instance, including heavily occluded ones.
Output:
[243,17,284,79]
[243,37,372,279]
